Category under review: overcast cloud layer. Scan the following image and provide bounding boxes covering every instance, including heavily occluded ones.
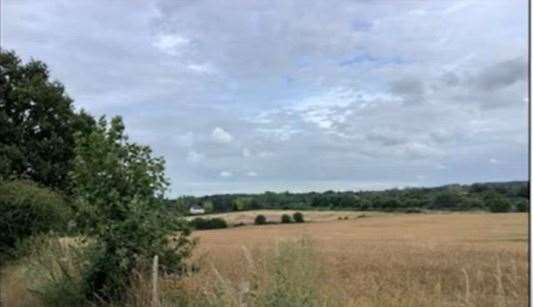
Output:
[3,0,528,196]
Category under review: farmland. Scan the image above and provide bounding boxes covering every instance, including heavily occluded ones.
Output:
[183,211,528,307]
[1,211,528,306]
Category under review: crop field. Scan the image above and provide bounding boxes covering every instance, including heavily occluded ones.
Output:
[182,211,528,307]
[1,212,528,307]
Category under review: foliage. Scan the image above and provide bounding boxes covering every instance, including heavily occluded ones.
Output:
[0,50,95,192]
[486,193,511,213]
[281,214,292,223]
[255,214,267,225]
[71,116,193,301]
[516,200,529,212]
[167,181,527,214]
[292,212,304,223]
[202,200,215,213]
[190,217,228,230]
[0,180,71,259]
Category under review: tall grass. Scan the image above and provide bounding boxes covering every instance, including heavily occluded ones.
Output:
[148,237,338,307]
[1,235,528,307]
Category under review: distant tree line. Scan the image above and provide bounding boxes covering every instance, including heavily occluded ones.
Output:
[170,181,529,214]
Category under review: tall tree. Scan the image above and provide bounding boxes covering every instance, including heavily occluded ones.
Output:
[0,50,94,191]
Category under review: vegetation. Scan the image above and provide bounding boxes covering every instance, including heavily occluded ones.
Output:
[0,50,528,306]
[292,212,304,223]
[190,217,228,230]
[0,51,95,192]
[71,116,193,301]
[0,180,71,259]
[281,214,292,223]
[486,192,512,213]
[255,214,267,225]
[172,181,528,214]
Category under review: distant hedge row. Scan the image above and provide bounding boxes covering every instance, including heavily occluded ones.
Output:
[189,217,228,230]
[255,212,305,225]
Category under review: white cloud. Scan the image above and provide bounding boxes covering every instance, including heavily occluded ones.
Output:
[247,171,258,177]
[186,150,204,163]
[152,33,189,56]
[187,63,216,75]
[211,127,234,143]
[220,171,233,177]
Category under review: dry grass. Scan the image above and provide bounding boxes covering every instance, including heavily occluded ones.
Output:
[174,212,528,307]
[1,212,528,306]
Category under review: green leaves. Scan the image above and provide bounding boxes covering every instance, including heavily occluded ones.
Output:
[71,115,193,301]
[0,50,95,191]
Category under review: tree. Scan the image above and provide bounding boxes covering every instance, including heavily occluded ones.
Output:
[516,200,529,212]
[293,212,304,223]
[0,50,95,191]
[202,200,214,213]
[71,116,193,301]
[281,214,292,223]
[433,191,462,210]
[485,193,511,213]
[255,214,267,225]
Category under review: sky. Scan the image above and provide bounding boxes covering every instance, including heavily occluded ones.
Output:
[2,0,528,196]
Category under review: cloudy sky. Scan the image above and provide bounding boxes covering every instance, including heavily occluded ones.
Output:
[3,0,528,196]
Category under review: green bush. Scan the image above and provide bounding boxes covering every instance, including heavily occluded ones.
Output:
[190,217,228,230]
[281,214,292,223]
[292,212,304,223]
[71,117,194,302]
[255,214,267,225]
[0,180,71,258]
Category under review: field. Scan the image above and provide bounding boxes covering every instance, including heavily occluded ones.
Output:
[184,211,528,307]
[1,211,528,306]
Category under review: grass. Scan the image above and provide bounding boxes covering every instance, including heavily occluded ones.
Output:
[0,212,528,306]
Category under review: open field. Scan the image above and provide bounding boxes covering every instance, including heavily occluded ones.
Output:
[1,212,528,306]
[182,212,528,307]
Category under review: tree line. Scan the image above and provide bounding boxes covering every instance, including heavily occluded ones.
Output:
[171,181,529,214]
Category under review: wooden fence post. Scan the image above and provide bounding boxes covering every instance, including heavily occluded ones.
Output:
[152,255,159,307]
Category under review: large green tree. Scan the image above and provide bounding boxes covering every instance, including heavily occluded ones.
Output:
[0,50,94,191]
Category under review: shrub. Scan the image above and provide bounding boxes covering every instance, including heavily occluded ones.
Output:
[71,117,194,302]
[0,180,71,259]
[255,214,267,225]
[281,214,292,223]
[190,217,228,230]
[292,212,304,223]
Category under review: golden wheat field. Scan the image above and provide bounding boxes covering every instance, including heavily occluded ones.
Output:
[1,212,529,307]
[179,212,529,307]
